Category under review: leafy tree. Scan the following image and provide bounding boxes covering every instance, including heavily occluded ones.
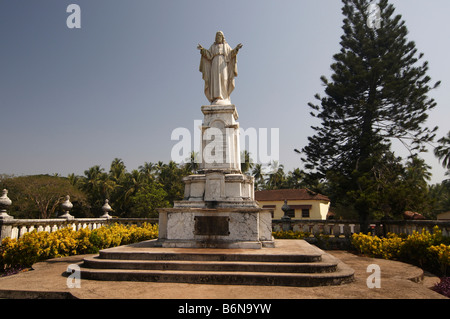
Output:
[184,152,200,174]
[266,161,286,190]
[251,163,265,191]
[78,165,109,216]
[138,162,157,180]
[128,181,169,218]
[284,168,307,189]
[0,175,86,219]
[434,131,450,170]
[240,150,254,174]
[429,181,450,216]
[154,160,190,205]
[298,0,440,228]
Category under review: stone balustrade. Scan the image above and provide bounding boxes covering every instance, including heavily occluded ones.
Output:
[273,219,359,238]
[1,218,107,240]
[272,219,450,238]
[0,189,160,240]
[2,217,449,241]
[0,217,159,240]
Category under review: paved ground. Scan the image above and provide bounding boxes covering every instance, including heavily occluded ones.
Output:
[0,248,447,299]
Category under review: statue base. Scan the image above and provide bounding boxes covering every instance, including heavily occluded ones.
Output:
[157,206,274,249]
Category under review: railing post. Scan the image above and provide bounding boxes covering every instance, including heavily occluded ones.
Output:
[59,195,74,220]
[100,199,113,219]
[0,189,14,241]
[0,189,13,220]
[281,200,292,231]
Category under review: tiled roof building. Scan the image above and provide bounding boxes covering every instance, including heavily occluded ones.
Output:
[255,189,330,220]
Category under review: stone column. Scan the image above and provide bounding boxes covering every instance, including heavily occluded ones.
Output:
[200,105,240,173]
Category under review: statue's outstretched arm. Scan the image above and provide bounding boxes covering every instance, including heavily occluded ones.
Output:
[197,44,210,59]
[231,43,243,58]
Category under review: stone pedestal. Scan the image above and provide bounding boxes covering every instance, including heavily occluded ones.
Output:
[158,208,274,249]
[157,104,275,249]
[200,105,240,173]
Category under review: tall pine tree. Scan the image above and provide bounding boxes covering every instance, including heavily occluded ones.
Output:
[299,0,440,227]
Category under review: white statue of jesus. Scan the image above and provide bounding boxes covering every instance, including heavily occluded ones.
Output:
[197,31,243,105]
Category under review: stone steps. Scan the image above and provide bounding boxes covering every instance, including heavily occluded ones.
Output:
[78,267,354,287]
[83,256,338,273]
[96,250,322,263]
[79,239,355,287]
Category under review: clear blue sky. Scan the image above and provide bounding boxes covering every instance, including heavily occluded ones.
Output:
[0,0,449,184]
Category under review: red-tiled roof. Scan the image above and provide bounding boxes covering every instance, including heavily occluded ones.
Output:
[255,189,329,202]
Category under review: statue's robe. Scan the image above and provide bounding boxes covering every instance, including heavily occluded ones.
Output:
[199,42,238,104]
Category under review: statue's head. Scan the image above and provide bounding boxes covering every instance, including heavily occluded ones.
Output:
[215,31,225,44]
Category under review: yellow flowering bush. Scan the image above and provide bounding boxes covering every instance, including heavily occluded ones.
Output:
[428,244,450,276]
[351,232,403,259]
[351,226,450,276]
[0,222,159,271]
[399,228,442,267]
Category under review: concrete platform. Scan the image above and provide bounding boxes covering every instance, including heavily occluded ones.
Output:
[0,240,447,299]
[79,240,354,287]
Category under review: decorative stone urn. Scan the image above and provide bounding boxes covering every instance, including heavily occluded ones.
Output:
[59,195,74,220]
[0,189,13,220]
[101,199,113,219]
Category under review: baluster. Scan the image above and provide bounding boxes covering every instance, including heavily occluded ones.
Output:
[328,223,335,237]
[19,225,28,238]
[349,224,355,234]
[11,226,19,240]
[273,223,281,232]
[338,224,345,237]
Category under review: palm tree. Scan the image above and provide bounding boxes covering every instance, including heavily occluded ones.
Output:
[252,163,265,190]
[119,169,146,215]
[109,158,126,183]
[154,161,165,180]
[156,161,187,205]
[79,165,108,216]
[138,162,156,181]
[266,161,285,190]
[67,173,80,187]
[184,151,200,174]
[80,165,104,194]
[240,150,254,174]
